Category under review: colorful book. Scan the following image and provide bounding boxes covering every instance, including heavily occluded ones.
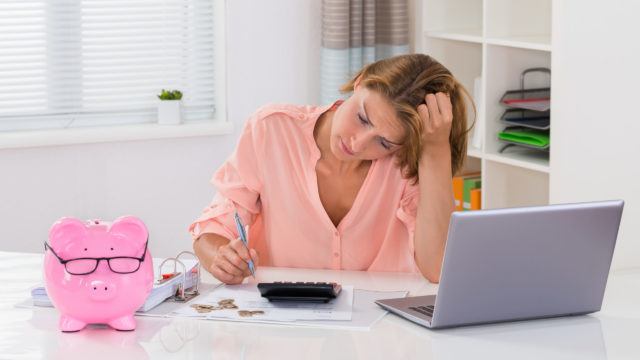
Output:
[470,188,482,210]
[463,177,482,210]
[452,172,480,211]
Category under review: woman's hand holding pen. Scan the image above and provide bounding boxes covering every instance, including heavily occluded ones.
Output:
[210,237,259,285]
[193,233,259,285]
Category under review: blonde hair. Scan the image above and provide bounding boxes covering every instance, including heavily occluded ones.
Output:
[340,54,475,182]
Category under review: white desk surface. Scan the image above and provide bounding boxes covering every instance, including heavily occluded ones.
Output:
[1,251,640,360]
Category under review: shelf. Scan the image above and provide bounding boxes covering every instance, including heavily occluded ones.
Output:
[419,0,552,210]
[485,0,551,50]
[482,160,549,210]
[483,45,551,163]
[484,151,549,173]
[425,29,483,44]
[485,35,551,52]
[423,0,483,42]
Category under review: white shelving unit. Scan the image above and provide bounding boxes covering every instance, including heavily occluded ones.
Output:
[416,0,552,210]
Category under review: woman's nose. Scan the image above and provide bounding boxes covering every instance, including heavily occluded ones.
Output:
[350,133,370,153]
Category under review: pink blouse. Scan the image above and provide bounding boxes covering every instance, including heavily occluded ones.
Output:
[189,100,420,273]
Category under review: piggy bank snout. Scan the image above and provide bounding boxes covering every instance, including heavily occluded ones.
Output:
[88,280,118,301]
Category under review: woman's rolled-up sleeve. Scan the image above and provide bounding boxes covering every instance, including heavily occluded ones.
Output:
[395,181,420,255]
[188,112,264,241]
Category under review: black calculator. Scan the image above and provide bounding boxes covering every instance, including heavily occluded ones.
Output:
[257,281,342,303]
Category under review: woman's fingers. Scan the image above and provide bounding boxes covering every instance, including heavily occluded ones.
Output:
[250,248,260,265]
[418,92,454,147]
[219,247,248,275]
[434,92,453,123]
[209,263,240,284]
[425,93,441,123]
[206,238,260,284]
[417,103,430,123]
[229,237,259,275]
[229,237,252,263]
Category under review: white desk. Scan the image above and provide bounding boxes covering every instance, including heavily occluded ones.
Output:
[1,251,639,359]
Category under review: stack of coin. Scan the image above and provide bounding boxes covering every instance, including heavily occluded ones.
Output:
[218,299,238,309]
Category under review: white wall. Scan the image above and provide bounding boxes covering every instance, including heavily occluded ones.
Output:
[0,0,322,258]
[551,0,640,269]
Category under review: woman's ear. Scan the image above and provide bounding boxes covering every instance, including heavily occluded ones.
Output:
[353,75,362,91]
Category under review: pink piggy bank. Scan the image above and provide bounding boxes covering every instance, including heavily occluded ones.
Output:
[44,216,154,332]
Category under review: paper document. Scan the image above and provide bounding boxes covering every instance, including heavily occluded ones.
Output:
[171,283,354,322]
[293,289,408,330]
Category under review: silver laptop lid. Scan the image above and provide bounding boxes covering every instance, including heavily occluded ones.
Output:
[432,200,624,328]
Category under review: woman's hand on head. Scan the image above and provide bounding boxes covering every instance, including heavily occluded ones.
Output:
[417,92,453,152]
[207,237,259,285]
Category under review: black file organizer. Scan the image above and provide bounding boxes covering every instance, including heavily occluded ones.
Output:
[501,109,550,130]
[498,68,551,154]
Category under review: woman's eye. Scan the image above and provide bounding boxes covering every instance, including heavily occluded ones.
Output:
[357,113,368,125]
[379,139,391,150]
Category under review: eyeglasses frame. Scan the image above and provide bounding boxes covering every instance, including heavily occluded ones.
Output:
[44,240,148,275]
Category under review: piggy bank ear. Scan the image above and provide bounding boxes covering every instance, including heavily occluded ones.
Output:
[109,216,148,246]
[49,217,88,249]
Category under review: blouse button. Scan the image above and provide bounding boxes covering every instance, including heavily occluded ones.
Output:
[333,252,340,257]
[334,230,339,237]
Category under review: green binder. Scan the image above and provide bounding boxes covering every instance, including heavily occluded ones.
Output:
[463,177,481,210]
[498,129,550,148]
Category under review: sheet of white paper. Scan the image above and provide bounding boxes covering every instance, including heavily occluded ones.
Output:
[171,283,354,322]
[293,289,408,330]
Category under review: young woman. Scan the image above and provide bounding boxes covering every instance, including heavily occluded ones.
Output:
[190,54,473,284]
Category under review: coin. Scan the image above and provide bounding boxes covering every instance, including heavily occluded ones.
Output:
[190,304,216,313]
[237,310,265,317]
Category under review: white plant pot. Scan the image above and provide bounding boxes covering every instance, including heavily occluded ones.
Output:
[157,100,182,125]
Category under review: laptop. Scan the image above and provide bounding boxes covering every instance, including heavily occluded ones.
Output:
[376,200,624,329]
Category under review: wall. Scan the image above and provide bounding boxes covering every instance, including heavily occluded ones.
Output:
[551,0,640,269]
[0,0,322,258]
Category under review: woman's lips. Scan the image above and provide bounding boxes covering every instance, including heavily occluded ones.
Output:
[340,139,355,156]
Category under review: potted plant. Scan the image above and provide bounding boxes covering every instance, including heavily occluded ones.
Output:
[157,89,183,125]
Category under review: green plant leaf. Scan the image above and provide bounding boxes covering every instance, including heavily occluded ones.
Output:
[158,89,183,100]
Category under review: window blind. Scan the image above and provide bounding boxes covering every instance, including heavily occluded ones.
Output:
[0,0,220,132]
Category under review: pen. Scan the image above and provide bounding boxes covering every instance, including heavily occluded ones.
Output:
[234,211,255,278]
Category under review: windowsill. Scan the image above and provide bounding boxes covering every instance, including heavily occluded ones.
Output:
[0,121,234,150]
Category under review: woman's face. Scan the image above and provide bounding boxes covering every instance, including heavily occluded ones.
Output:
[330,83,406,161]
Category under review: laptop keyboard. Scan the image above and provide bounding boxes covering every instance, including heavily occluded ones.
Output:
[409,305,435,317]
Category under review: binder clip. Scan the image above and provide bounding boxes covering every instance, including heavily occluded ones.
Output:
[157,251,201,302]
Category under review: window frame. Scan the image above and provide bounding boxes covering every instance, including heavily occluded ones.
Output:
[0,0,230,149]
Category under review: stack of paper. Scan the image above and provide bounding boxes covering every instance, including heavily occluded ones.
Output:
[30,287,51,307]
[30,257,199,313]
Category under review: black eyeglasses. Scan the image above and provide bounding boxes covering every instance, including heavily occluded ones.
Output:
[44,240,148,275]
